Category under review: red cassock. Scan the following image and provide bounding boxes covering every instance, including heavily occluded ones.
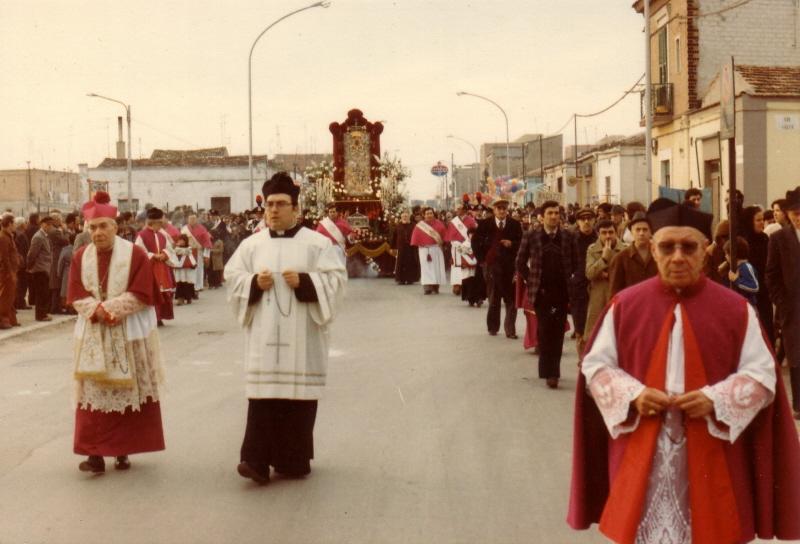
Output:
[568,277,800,543]
[410,220,447,246]
[67,244,165,457]
[136,228,174,321]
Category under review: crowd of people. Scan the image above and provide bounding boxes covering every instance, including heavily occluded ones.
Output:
[389,187,800,419]
[3,175,800,542]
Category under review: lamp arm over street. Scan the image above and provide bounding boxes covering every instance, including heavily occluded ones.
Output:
[248,1,331,208]
[456,91,510,177]
[87,93,133,211]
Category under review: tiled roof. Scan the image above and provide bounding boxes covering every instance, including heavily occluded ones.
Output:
[737,65,800,97]
[150,147,229,160]
[96,154,270,169]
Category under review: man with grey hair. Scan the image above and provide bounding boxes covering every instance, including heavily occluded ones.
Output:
[570,199,800,543]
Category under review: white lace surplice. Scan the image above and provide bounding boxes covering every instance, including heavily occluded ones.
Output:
[582,303,776,544]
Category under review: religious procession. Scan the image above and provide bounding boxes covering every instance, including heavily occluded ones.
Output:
[4,2,800,543]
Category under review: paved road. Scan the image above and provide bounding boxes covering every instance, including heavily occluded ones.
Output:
[0,279,790,544]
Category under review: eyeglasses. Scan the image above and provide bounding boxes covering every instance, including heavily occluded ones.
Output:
[656,240,699,255]
[265,201,292,209]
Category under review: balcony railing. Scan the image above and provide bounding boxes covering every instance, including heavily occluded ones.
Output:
[640,83,674,123]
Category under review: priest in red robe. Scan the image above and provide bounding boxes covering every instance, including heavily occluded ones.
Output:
[67,192,165,474]
[135,208,175,325]
[568,200,800,543]
[316,203,356,264]
[445,200,478,295]
[181,213,212,296]
[410,207,447,295]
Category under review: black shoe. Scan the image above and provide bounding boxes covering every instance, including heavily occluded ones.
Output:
[273,465,310,479]
[79,456,105,473]
[237,462,269,485]
[157,320,164,327]
[546,378,559,389]
[114,456,131,470]
[488,331,498,336]
[506,334,518,339]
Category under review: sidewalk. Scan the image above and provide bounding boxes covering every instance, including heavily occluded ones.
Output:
[0,307,76,343]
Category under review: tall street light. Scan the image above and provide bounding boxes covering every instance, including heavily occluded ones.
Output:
[248,1,331,207]
[456,91,510,177]
[87,93,133,211]
[446,134,480,191]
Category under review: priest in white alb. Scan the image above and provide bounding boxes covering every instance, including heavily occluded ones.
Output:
[445,201,477,295]
[67,191,165,474]
[410,207,447,295]
[225,172,346,485]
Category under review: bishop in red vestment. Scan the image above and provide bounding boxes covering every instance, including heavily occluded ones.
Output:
[568,200,800,543]
[67,192,165,474]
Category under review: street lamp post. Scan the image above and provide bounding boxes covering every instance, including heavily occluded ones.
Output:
[248,1,331,207]
[447,134,480,193]
[456,91,510,177]
[87,93,132,211]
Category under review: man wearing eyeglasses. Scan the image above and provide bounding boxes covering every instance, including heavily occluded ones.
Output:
[224,172,347,485]
[569,199,800,543]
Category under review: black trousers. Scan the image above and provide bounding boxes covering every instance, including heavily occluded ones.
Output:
[484,265,516,336]
[241,399,317,477]
[535,301,568,379]
[29,272,50,319]
[50,287,62,314]
[15,270,28,308]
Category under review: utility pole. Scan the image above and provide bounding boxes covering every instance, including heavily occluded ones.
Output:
[644,0,654,202]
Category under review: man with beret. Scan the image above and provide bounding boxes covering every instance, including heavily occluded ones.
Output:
[225,172,347,484]
[67,191,165,474]
[571,207,598,352]
[569,199,800,543]
[474,198,522,338]
[135,207,175,325]
[766,186,800,419]
[608,211,657,297]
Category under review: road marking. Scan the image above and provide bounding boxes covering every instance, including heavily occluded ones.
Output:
[329,349,344,358]
[397,387,406,405]
[217,372,233,377]
[191,360,213,366]
[39,391,51,396]
[17,390,32,396]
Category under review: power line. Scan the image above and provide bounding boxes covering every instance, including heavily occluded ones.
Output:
[696,0,756,18]
[134,117,201,148]
[551,72,645,134]
[576,73,645,118]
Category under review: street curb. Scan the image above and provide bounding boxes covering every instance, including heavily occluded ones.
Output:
[0,315,77,343]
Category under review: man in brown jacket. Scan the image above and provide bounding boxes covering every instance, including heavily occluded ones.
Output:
[583,219,626,349]
[0,215,21,328]
[608,212,657,297]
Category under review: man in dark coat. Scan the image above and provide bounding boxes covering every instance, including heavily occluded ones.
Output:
[473,199,522,338]
[14,218,31,310]
[516,200,578,389]
[766,186,800,419]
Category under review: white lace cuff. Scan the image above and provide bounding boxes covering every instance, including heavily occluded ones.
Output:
[103,292,148,320]
[71,296,101,320]
[701,375,774,443]
[588,367,646,439]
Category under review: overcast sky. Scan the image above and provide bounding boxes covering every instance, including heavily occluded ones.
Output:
[1,0,646,199]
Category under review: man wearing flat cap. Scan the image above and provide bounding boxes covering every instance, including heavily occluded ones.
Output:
[608,211,657,297]
[766,186,800,420]
[571,207,598,351]
[569,199,800,543]
[225,172,347,485]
